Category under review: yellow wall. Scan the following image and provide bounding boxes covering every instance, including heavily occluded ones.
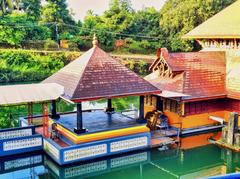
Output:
[143,95,240,130]
[165,110,240,129]
[144,95,157,117]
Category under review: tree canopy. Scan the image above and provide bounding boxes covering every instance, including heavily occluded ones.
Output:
[160,0,237,51]
[0,0,237,53]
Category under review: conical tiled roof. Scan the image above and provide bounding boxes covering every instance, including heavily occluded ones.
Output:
[42,46,160,102]
[183,0,240,39]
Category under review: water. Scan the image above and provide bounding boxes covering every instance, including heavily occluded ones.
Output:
[1,83,240,178]
[0,132,239,179]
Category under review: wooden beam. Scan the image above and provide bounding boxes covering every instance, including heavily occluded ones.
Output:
[42,103,49,138]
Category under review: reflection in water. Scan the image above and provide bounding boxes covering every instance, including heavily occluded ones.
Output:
[0,132,240,179]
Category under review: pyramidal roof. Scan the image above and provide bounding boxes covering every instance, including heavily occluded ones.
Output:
[42,41,160,102]
[183,0,240,39]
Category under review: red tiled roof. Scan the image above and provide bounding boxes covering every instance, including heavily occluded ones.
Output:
[43,46,160,101]
[145,48,226,101]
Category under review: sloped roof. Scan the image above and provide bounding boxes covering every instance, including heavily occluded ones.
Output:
[145,49,226,101]
[0,83,64,106]
[183,0,240,39]
[43,46,160,102]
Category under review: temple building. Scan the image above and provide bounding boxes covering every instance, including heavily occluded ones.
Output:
[144,0,240,131]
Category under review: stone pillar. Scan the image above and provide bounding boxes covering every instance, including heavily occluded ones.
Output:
[221,126,228,142]
[227,112,239,145]
[234,133,240,147]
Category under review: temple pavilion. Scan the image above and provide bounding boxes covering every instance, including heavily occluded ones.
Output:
[42,34,160,135]
[144,0,240,131]
[0,35,161,165]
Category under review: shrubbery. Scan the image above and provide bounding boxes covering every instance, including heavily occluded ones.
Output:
[0,49,80,83]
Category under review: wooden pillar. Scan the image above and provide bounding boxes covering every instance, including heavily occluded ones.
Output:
[106,99,114,112]
[51,100,59,119]
[156,96,163,111]
[27,102,33,125]
[139,96,145,120]
[42,103,49,138]
[74,102,86,134]
[108,99,112,109]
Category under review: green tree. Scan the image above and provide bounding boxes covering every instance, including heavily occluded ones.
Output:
[0,0,13,15]
[160,0,237,52]
[41,0,74,24]
[41,0,77,41]
[102,0,134,32]
[0,13,51,47]
[22,0,41,20]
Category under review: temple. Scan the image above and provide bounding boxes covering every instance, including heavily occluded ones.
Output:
[1,1,240,166]
[37,34,160,165]
[144,0,240,132]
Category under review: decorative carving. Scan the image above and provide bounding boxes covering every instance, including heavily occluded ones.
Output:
[3,137,42,151]
[0,129,32,140]
[199,39,240,49]
[110,137,148,152]
[64,144,107,162]
[153,56,174,78]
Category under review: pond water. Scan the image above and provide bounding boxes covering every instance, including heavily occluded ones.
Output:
[1,83,240,178]
[0,132,239,179]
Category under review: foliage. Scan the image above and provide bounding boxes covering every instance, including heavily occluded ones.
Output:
[41,0,77,41]
[43,39,59,50]
[0,0,13,16]
[0,49,80,83]
[123,58,150,76]
[91,96,139,112]
[0,0,238,52]
[0,13,51,47]
[160,0,237,52]
[22,0,41,21]
[0,100,75,128]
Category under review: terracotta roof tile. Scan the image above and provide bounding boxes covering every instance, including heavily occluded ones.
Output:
[145,48,226,100]
[43,46,160,101]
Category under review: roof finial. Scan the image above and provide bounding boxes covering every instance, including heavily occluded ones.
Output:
[92,33,98,47]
